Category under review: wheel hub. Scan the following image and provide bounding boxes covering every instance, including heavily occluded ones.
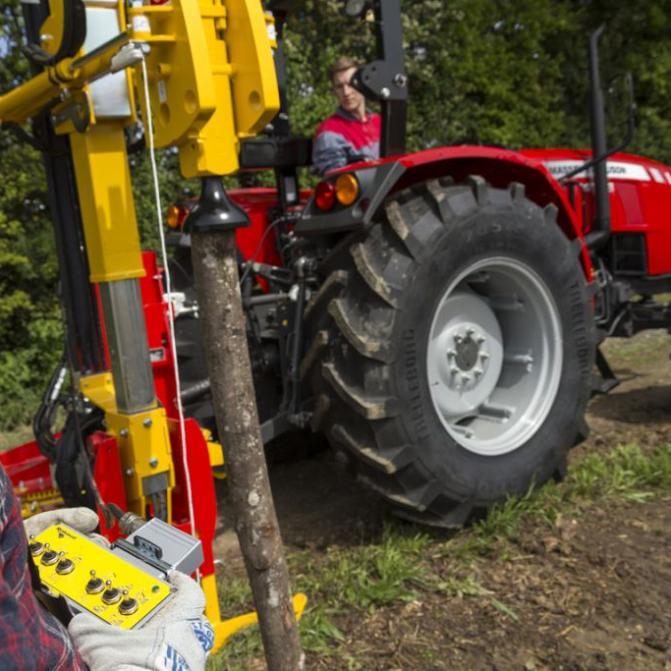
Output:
[446,327,490,392]
[429,291,503,415]
[453,330,481,370]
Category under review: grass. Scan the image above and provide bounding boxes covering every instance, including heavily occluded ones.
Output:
[208,442,671,668]
[208,527,432,668]
[601,327,669,367]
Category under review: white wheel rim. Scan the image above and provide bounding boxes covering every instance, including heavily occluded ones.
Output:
[426,256,563,456]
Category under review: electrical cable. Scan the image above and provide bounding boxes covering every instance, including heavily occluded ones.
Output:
[238,217,283,286]
[33,358,67,460]
[139,57,198,561]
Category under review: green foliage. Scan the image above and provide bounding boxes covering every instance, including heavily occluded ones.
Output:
[575,0,671,163]
[0,3,63,430]
[566,443,671,500]
[284,0,582,149]
[296,526,430,611]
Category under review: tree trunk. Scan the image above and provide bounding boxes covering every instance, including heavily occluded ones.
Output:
[190,230,304,670]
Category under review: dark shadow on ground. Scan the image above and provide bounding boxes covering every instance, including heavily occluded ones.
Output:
[588,383,671,425]
[213,432,388,557]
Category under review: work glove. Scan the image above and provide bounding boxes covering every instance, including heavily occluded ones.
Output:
[23,506,109,546]
[68,570,215,671]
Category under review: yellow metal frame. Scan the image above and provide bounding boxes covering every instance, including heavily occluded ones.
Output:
[81,373,175,519]
[70,123,145,282]
[0,0,293,652]
[201,574,307,650]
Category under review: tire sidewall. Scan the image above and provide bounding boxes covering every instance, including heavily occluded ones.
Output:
[391,199,593,502]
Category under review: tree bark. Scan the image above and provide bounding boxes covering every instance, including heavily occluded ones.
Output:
[190,230,304,670]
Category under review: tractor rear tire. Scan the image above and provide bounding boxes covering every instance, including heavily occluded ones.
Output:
[303,177,595,527]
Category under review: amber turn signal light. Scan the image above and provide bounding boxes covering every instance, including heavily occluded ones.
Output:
[166,205,185,229]
[335,173,360,206]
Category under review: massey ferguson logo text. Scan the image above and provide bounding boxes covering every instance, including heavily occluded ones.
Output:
[544,160,654,182]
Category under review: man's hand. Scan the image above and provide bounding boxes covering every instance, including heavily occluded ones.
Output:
[24,506,100,538]
[68,571,215,671]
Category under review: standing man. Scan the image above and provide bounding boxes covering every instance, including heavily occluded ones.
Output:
[312,56,381,176]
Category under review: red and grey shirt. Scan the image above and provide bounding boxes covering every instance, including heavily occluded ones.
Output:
[312,107,381,175]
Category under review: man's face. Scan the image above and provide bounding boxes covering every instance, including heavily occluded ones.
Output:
[333,67,365,114]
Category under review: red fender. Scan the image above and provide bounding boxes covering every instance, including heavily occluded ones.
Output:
[346,146,593,278]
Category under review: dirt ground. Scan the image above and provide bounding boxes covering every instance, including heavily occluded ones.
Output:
[212,330,671,670]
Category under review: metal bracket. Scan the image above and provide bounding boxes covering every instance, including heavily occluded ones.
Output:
[51,91,91,134]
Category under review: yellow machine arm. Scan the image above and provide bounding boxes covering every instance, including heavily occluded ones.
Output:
[0,0,283,651]
[0,0,279,171]
[0,0,279,512]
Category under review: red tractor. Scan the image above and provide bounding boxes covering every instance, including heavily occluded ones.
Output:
[12,1,671,530]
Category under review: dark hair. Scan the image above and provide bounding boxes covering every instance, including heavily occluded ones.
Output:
[329,56,359,83]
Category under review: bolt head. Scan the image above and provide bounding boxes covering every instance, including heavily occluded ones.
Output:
[125,468,134,477]
[143,418,153,428]
[120,428,129,438]
[380,86,391,98]
[480,352,490,360]
[149,457,159,468]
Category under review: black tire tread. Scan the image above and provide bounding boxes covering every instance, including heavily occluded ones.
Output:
[304,176,593,526]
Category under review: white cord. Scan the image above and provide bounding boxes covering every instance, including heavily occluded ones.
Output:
[139,57,199,555]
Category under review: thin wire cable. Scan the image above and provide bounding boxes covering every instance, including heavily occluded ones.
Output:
[140,58,198,554]
[238,217,283,286]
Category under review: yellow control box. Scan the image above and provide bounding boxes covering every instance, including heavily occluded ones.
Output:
[30,524,173,629]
